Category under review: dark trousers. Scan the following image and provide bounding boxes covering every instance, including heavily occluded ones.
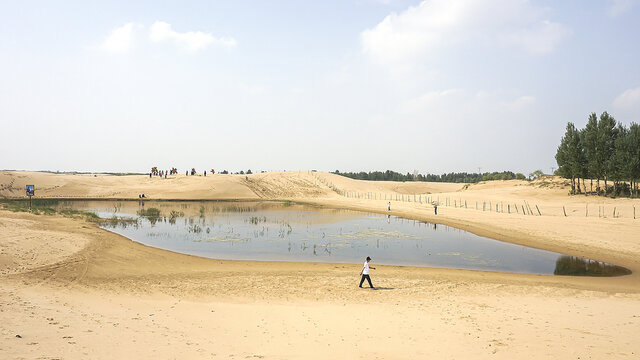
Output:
[359,274,373,288]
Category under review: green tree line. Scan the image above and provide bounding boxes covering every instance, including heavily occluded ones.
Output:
[555,112,640,196]
[332,170,526,183]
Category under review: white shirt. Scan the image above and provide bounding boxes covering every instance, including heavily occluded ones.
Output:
[362,261,370,275]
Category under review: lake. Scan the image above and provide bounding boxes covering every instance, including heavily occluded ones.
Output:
[53,200,630,276]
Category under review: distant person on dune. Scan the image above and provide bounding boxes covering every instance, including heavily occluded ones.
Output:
[359,256,375,289]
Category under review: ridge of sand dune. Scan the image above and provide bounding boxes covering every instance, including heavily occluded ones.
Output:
[0,170,464,200]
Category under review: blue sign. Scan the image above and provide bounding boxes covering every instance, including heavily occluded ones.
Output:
[26,185,35,196]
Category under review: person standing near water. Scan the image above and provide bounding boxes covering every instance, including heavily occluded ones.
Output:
[434,204,438,215]
[388,202,391,211]
[359,256,375,289]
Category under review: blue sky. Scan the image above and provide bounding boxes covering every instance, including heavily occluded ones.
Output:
[1,0,639,174]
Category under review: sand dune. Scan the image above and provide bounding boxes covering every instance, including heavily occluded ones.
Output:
[1,170,640,359]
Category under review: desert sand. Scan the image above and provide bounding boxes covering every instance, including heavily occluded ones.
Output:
[1,170,640,359]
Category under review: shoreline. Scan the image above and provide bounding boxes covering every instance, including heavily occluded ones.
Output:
[3,209,639,295]
[4,192,640,278]
[6,195,639,274]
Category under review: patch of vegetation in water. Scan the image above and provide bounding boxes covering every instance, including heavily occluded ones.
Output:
[247,216,267,225]
[137,207,162,225]
[138,208,161,218]
[102,215,139,229]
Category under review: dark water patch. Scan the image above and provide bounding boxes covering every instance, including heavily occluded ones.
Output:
[554,256,631,277]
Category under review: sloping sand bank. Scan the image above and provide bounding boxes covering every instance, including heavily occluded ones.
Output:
[1,171,640,359]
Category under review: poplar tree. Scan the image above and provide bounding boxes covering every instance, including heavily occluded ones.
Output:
[598,112,618,193]
[628,123,640,196]
[583,113,599,193]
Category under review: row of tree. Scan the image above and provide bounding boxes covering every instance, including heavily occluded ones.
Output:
[555,112,640,196]
[332,170,527,183]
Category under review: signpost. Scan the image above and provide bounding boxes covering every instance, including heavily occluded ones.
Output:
[26,185,35,210]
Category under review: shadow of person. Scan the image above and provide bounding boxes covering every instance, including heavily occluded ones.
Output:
[371,287,394,290]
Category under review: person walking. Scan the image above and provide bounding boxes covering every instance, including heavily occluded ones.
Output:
[359,256,375,289]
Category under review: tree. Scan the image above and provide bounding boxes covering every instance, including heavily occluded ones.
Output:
[528,169,544,180]
[613,124,633,195]
[583,113,600,193]
[630,123,640,196]
[556,122,585,193]
[555,124,572,190]
[598,112,618,193]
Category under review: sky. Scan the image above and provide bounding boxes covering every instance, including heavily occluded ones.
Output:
[1,0,639,175]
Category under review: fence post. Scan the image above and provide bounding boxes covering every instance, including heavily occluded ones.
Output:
[613,207,617,218]
[523,205,527,215]
[585,204,588,217]
[536,205,541,216]
[508,204,510,214]
[562,206,567,217]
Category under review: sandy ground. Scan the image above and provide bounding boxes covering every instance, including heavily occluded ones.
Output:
[1,171,640,359]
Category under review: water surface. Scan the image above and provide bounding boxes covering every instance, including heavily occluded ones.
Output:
[54,200,630,276]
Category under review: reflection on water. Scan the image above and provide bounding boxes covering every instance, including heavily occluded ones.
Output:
[554,256,631,276]
[53,200,631,277]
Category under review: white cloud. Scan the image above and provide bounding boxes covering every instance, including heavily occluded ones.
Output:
[400,88,462,113]
[149,21,236,52]
[505,21,570,54]
[361,0,570,64]
[401,89,536,119]
[502,95,536,111]
[99,23,135,53]
[608,0,637,16]
[613,87,640,120]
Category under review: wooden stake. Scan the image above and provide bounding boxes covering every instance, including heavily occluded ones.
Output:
[563,206,567,217]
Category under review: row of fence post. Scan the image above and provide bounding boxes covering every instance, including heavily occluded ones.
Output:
[310,173,637,219]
